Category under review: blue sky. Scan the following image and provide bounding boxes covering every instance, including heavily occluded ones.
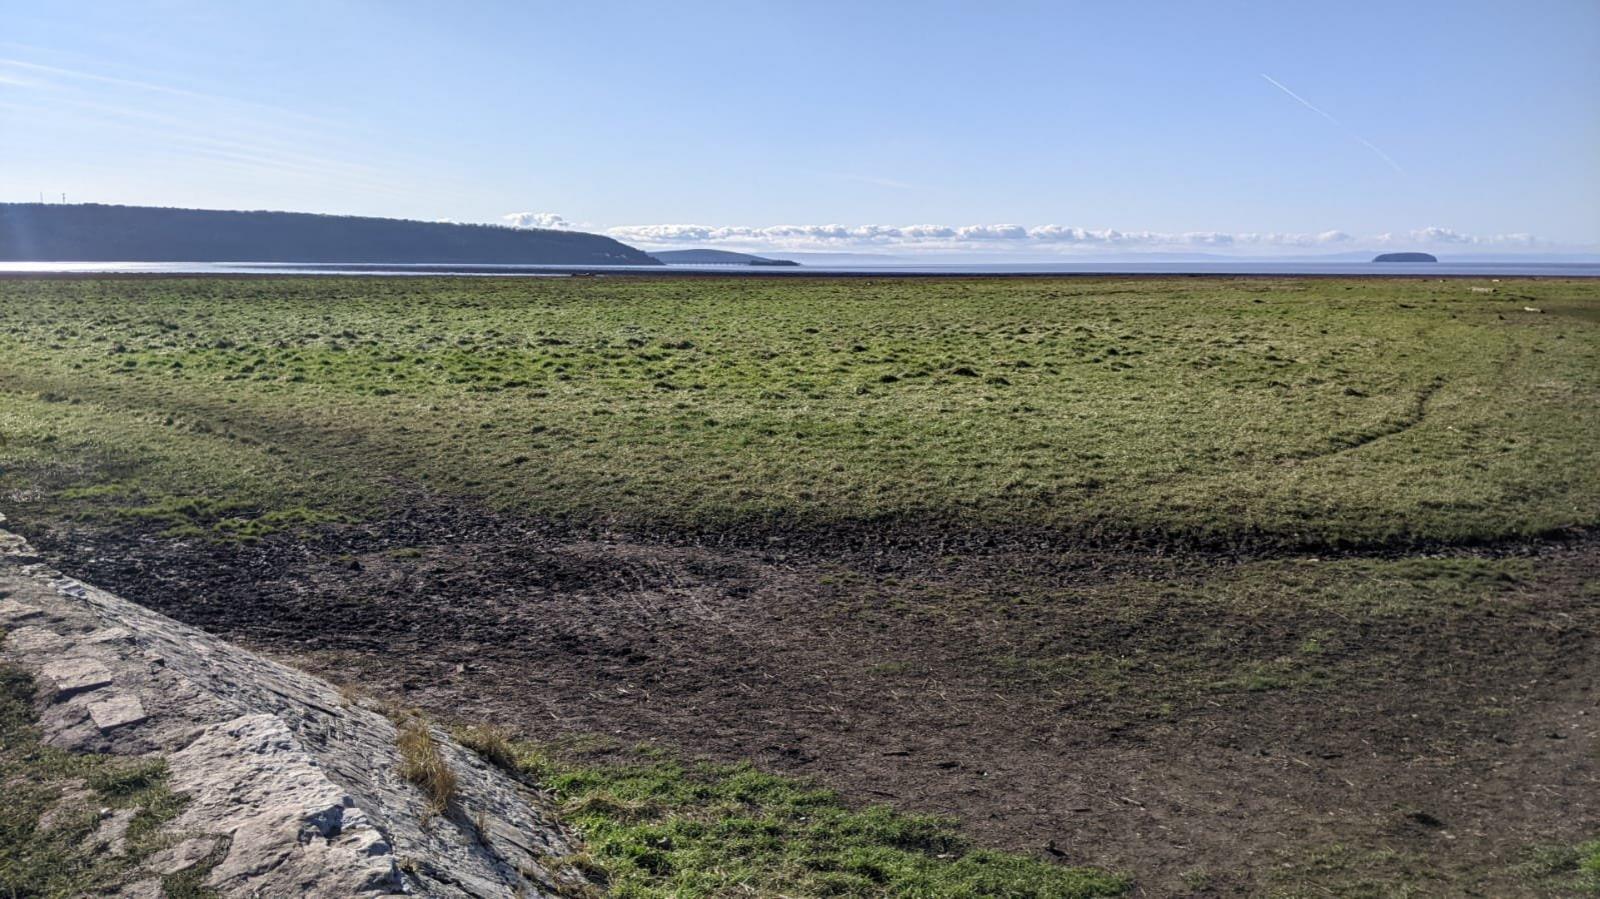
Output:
[2,0,1596,256]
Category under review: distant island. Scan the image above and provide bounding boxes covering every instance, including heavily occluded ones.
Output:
[0,203,660,265]
[1372,252,1438,263]
[651,248,800,266]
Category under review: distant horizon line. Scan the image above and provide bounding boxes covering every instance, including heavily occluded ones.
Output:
[4,200,1595,259]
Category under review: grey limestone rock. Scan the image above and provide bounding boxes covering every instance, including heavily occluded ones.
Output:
[0,519,591,898]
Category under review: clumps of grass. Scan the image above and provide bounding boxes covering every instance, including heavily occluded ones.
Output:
[87,757,170,796]
[1235,556,1533,618]
[0,665,190,896]
[161,836,230,899]
[396,715,457,815]
[336,681,368,708]
[0,662,33,732]
[547,851,610,888]
[212,506,343,540]
[1518,839,1600,894]
[57,481,139,501]
[1577,842,1600,893]
[1269,842,1444,897]
[512,741,1128,898]
[111,494,254,531]
[561,790,660,824]
[453,723,517,771]
[1210,657,1329,693]
[78,488,339,542]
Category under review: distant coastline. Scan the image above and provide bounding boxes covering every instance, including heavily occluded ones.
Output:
[3,259,1596,279]
[651,248,800,266]
[0,203,660,266]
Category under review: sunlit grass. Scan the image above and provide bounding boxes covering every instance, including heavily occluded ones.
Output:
[491,740,1129,898]
[0,276,1594,547]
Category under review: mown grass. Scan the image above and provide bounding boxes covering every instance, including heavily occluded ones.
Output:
[472,739,1127,898]
[0,277,1595,548]
[0,664,192,896]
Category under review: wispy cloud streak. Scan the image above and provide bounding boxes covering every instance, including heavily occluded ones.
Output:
[0,58,336,127]
[1260,73,1405,174]
[0,54,441,198]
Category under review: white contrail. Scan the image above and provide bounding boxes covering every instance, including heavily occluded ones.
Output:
[1261,73,1405,174]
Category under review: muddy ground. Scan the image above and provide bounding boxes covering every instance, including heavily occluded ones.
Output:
[21,503,1599,896]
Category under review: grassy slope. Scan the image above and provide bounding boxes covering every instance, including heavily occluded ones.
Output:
[0,277,1595,548]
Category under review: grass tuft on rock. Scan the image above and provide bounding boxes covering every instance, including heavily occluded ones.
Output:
[396,715,457,814]
[453,723,517,772]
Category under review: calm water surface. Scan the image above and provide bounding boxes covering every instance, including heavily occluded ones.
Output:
[1,261,1596,277]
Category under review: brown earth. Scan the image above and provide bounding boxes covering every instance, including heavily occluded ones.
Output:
[17,501,1599,896]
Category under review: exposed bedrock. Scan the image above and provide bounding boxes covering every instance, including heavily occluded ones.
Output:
[0,514,593,898]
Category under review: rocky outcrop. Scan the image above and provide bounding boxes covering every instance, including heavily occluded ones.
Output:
[0,514,593,898]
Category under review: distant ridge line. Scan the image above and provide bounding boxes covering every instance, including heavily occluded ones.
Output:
[0,203,661,265]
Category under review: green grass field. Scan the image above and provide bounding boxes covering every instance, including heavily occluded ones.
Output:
[1,275,1597,897]
[489,735,1127,899]
[0,276,1595,547]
